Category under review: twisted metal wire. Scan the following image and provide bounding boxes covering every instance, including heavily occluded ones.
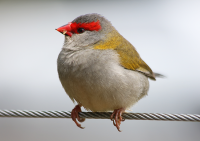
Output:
[0,110,200,122]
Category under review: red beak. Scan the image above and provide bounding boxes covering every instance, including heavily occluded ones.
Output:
[56,22,73,37]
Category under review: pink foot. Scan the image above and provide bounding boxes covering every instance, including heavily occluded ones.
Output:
[71,105,85,129]
[110,108,125,132]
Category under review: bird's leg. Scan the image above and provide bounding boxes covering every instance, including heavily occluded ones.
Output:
[71,105,85,129]
[110,108,125,132]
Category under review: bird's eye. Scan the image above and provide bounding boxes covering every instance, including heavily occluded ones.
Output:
[77,28,85,34]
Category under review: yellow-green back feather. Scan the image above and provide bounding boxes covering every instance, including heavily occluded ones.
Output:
[93,30,156,80]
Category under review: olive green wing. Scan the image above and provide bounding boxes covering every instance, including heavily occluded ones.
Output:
[115,40,156,80]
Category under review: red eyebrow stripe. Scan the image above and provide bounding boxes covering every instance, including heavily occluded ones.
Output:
[71,20,101,33]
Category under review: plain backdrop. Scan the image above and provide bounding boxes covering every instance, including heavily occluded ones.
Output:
[0,0,200,141]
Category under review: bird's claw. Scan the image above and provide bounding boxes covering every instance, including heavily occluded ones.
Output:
[71,105,85,129]
[110,108,125,132]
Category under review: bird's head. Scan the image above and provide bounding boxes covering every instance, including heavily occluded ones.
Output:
[56,13,115,49]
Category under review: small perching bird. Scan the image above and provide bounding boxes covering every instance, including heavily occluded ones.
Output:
[56,13,162,132]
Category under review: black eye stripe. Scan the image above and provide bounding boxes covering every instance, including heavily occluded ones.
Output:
[77,28,85,34]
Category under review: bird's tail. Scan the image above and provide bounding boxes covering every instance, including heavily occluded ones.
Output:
[154,72,165,78]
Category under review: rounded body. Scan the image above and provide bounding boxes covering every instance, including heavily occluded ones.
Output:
[57,48,149,112]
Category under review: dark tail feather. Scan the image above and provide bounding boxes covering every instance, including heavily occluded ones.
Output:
[154,72,165,78]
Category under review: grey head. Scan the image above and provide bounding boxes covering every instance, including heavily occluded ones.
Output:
[59,13,115,49]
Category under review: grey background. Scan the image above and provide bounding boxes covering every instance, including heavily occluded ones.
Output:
[0,0,200,141]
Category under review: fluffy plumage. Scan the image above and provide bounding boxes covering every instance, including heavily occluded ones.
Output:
[58,48,149,111]
[57,13,160,131]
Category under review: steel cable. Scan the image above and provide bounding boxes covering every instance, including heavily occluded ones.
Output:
[0,110,200,122]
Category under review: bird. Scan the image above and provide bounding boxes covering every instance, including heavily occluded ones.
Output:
[56,13,162,132]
